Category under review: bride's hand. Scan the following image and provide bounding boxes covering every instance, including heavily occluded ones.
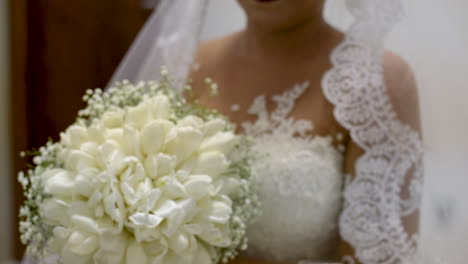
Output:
[227,257,291,264]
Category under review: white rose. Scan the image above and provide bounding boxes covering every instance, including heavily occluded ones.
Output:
[125,102,152,129]
[96,140,125,174]
[94,232,128,263]
[74,173,94,197]
[87,123,107,144]
[193,151,229,178]
[191,243,213,264]
[44,169,75,198]
[62,125,88,149]
[203,118,227,137]
[101,111,124,128]
[149,94,173,120]
[200,131,239,154]
[178,115,204,129]
[41,198,69,226]
[185,219,231,248]
[201,196,233,225]
[105,128,124,146]
[184,174,213,199]
[143,154,159,179]
[147,153,177,178]
[122,125,142,158]
[66,230,99,256]
[65,150,98,172]
[219,177,243,196]
[102,190,125,230]
[165,127,203,162]
[157,176,186,200]
[140,120,167,156]
[61,244,91,264]
[79,142,99,159]
[126,241,147,263]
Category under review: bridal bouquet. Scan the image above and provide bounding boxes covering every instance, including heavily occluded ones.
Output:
[18,72,259,264]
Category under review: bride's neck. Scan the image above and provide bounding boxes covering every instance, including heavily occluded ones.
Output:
[238,17,338,62]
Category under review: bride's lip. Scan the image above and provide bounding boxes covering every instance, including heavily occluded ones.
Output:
[253,0,280,3]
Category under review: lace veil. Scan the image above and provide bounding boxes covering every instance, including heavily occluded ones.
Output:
[110,0,468,263]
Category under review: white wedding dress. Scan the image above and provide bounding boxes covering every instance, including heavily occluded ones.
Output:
[240,83,345,262]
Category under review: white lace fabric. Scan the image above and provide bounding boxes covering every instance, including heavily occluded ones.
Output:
[323,39,424,264]
[240,83,345,262]
[321,1,425,263]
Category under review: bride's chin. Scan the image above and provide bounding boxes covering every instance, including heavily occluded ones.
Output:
[237,0,283,9]
[237,0,324,31]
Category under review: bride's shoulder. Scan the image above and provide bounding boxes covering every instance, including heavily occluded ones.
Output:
[194,32,241,68]
[191,32,241,90]
[190,32,240,96]
[383,50,421,131]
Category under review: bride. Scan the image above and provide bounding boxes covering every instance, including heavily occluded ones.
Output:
[110,0,428,263]
[192,1,419,263]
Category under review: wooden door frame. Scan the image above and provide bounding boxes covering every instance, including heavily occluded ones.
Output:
[9,0,28,259]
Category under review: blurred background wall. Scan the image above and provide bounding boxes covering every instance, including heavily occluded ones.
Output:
[0,0,12,261]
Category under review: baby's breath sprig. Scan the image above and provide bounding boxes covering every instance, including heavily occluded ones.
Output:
[18,140,61,260]
[78,69,226,127]
[216,137,261,263]
[205,77,219,97]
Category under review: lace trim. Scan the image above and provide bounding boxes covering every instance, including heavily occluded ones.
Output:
[322,0,425,263]
[242,82,314,138]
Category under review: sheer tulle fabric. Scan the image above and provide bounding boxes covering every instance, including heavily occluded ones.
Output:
[109,0,208,91]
